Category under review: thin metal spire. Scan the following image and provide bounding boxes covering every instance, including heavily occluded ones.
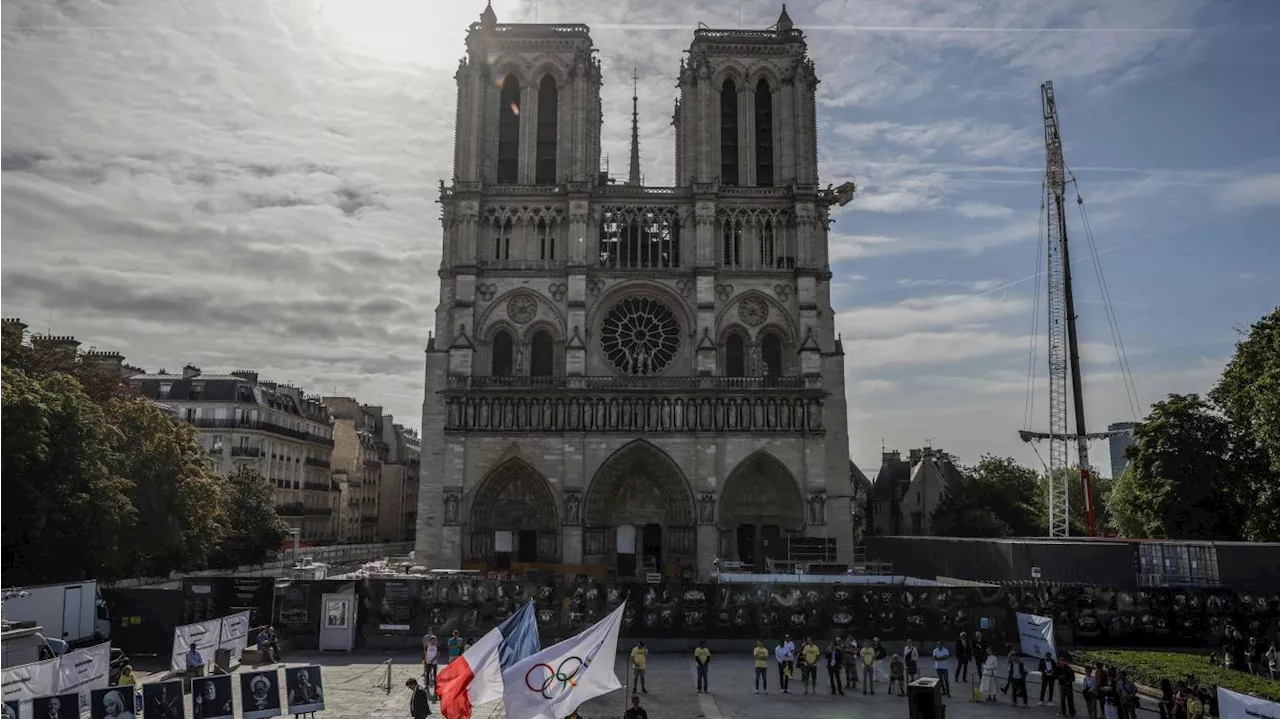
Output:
[627,67,641,185]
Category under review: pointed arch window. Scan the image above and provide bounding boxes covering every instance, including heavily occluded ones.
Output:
[492,330,514,376]
[497,76,521,184]
[755,79,774,187]
[530,330,554,377]
[761,333,783,380]
[720,79,739,187]
[493,218,513,260]
[725,333,746,377]
[535,76,558,184]
[537,219,555,261]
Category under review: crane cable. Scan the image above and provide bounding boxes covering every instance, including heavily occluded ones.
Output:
[1022,184,1047,432]
[1064,166,1143,421]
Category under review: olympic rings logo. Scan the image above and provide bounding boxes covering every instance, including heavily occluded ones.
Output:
[525,656,590,700]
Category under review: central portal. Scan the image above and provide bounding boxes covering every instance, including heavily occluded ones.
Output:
[584,440,695,578]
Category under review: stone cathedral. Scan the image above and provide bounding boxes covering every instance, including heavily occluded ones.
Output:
[416,5,855,581]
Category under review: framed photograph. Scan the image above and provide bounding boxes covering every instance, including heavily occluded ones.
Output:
[31,693,79,719]
[90,686,136,719]
[141,680,185,719]
[283,666,325,714]
[3,701,19,719]
[191,675,233,719]
[325,599,349,628]
[239,670,282,719]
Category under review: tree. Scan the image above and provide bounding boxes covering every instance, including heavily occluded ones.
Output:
[1110,394,1245,540]
[1,368,136,584]
[1106,466,1144,538]
[932,455,1046,537]
[209,467,289,569]
[109,398,228,577]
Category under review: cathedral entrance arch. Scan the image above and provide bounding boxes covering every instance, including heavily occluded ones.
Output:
[720,451,804,572]
[584,440,695,578]
[465,458,560,566]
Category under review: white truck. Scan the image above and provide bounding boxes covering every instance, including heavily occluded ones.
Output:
[1,581,111,647]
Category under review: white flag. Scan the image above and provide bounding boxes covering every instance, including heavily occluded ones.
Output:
[500,602,627,719]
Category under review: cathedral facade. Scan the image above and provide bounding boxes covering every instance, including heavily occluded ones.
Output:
[416,6,855,580]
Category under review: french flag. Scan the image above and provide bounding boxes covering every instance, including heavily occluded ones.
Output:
[435,600,541,719]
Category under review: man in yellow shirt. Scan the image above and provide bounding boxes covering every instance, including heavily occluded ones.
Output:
[753,639,769,694]
[861,640,877,694]
[630,641,648,694]
[801,637,822,694]
[693,640,711,693]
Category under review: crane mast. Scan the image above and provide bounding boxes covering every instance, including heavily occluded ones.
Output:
[1038,81,1096,537]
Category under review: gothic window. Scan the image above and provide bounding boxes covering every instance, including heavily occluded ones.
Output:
[497,76,521,184]
[761,332,784,379]
[600,297,680,376]
[537,219,555,260]
[530,330,554,377]
[759,221,775,266]
[535,76,558,184]
[598,207,680,269]
[720,79,739,187]
[724,333,746,377]
[493,218,513,260]
[492,330,514,376]
[755,79,774,187]
[722,218,741,267]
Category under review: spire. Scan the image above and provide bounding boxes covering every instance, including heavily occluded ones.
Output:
[776,4,794,31]
[627,67,641,186]
[480,0,497,27]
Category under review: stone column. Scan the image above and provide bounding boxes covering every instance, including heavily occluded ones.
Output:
[779,79,796,185]
[415,345,450,565]
[738,83,754,186]
[519,81,538,185]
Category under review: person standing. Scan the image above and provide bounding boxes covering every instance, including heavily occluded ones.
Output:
[630,641,649,694]
[1117,671,1138,719]
[861,639,877,694]
[753,639,770,694]
[776,635,796,694]
[1083,667,1099,719]
[842,637,860,690]
[981,652,999,702]
[406,679,432,718]
[446,630,463,664]
[1011,658,1030,707]
[423,637,439,690]
[801,637,821,695]
[889,654,905,696]
[1057,658,1078,718]
[932,640,951,698]
[904,639,920,684]
[956,632,972,683]
[826,640,845,696]
[693,640,711,693]
[1038,651,1057,705]
[973,631,990,681]
[624,694,648,719]
[872,637,888,681]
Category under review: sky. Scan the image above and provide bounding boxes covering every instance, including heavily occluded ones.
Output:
[3,0,1278,478]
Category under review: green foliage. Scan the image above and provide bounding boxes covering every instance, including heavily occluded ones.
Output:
[209,466,289,569]
[932,455,1047,537]
[1073,650,1280,702]
[1105,466,1145,538]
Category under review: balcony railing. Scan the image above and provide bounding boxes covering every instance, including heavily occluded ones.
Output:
[361,515,378,523]
[447,375,821,392]
[231,446,263,457]
[304,457,331,469]
[303,481,331,492]
[305,508,333,517]
[275,503,305,517]
[187,418,335,447]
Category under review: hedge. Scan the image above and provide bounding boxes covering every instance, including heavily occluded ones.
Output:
[1073,650,1280,702]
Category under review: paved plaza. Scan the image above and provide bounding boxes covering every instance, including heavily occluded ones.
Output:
[135,652,1087,719]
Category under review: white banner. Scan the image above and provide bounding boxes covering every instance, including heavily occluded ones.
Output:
[1,657,59,703]
[172,611,253,672]
[1218,687,1280,719]
[55,642,112,713]
[1015,612,1056,658]
[219,610,252,665]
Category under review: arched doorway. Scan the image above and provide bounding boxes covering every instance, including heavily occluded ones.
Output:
[466,459,560,566]
[720,451,804,572]
[584,440,695,578]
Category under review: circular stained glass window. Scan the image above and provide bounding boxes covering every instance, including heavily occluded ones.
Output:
[600,297,680,375]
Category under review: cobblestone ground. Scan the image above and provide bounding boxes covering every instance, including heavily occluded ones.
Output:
[136,653,1087,719]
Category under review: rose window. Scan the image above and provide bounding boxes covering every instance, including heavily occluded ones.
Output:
[600,297,680,375]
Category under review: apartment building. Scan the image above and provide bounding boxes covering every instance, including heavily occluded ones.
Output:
[379,420,421,542]
[324,397,386,543]
[129,367,339,543]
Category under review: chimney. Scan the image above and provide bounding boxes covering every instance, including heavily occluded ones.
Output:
[84,350,125,376]
[882,450,901,464]
[908,448,923,464]
[183,363,201,379]
[31,334,82,365]
[230,369,259,384]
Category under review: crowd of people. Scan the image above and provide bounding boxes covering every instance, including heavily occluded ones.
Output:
[1212,626,1278,678]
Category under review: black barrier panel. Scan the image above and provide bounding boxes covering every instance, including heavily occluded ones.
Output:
[180,577,276,628]
[101,587,185,656]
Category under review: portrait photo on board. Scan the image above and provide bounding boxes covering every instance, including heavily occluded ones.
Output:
[191,675,233,719]
[3,700,18,719]
[31,693,80,719]
[90,686,136,719]
[283,666,325,714]
[239,670,282,719]
[142,680,186,719]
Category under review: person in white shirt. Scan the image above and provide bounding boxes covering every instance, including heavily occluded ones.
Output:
[903,639,920,683]
[980,653,999,700]
[932,640,952,698]
[423,636,440,690]
[776,635,796,694]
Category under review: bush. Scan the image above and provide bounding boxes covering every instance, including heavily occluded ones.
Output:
[1073,650,1280,702]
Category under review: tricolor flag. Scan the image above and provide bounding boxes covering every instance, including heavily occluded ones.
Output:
[500,602,628,719]
[435,600,540,719]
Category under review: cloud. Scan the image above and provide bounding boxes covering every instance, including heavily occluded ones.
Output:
[836,292,1028,339]
[954,201,1016,219]
[1214,172,1280,211]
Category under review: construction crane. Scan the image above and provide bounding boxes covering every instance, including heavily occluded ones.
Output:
[1018,82,1127,538]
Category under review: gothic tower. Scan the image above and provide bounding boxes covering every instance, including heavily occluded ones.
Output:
[419,6,854,579]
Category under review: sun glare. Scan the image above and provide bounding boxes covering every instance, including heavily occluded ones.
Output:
[318,0,482,67]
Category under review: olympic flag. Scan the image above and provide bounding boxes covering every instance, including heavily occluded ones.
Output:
[436,600,540,719]
[501,602,627,719]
